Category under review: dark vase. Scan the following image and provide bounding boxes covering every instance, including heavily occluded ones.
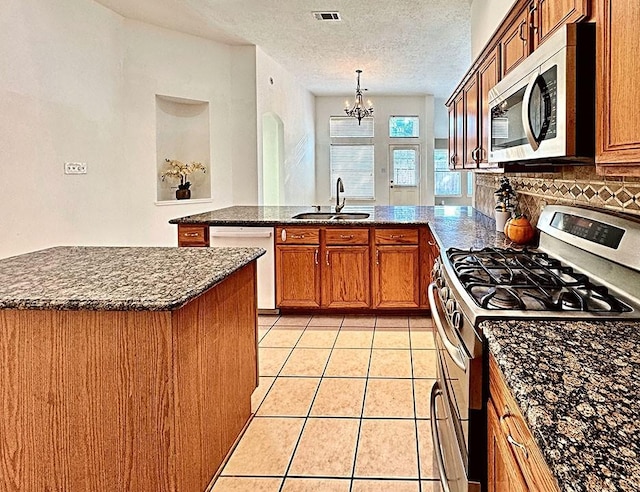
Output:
[176,188,191,200]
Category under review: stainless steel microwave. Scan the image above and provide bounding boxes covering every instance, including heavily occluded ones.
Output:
[488,23,595,165]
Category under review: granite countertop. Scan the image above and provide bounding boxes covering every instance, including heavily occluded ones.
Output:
[169,205,507,251]
[482,319,640,492]
[0,246,264,311]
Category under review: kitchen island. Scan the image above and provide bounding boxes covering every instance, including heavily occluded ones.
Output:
[0,246,264,492]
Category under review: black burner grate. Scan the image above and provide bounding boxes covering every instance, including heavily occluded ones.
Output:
[447,247,631,313]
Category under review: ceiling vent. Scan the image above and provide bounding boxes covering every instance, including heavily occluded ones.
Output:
[313,11,341,21]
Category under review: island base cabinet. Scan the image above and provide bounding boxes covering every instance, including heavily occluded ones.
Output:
[322,246,370,308]
[0,263,258,492]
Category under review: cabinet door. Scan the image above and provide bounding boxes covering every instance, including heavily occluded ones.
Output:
[478,48,500,168]
[536,0,588,45]
[487,400,529,492]
[501,6,531,76]
[463,75,479,168]
[454,93,465,170]
[322,246,370,308]
[448,103,456,170]
[373,245,420,308]
[275,245,321,308]
[596,0,640,175]
[419,227,440,308]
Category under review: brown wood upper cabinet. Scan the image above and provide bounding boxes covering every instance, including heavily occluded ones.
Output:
[501,4,531,76]
[596,0,640,175]
[478,48,500,167]
[488,355,560,492]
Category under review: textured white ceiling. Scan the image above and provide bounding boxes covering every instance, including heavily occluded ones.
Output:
[95,0,472,98]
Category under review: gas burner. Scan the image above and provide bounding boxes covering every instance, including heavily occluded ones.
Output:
[448,247,632,313]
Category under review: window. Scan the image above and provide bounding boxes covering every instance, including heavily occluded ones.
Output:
[330,117,375,199]
[390,145,419,187]
[467,171,474,197]
[434,149,461,196]
[389,116,419,138]
[330,145,374,199]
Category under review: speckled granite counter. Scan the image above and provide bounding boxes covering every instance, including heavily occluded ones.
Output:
[0,246,264,310]
[483,319,640,492]
[169,205,507,250]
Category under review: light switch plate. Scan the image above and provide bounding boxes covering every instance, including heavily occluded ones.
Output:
[64,162,87,174]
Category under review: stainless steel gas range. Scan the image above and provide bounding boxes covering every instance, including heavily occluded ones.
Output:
[428,205,640,492]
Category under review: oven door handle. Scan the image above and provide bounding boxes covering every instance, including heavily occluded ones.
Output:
[430,381,453,492]
[428,283,467,371]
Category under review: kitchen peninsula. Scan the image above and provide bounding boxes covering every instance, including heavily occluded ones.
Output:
[170,205,500,312]
[0,246,264,492]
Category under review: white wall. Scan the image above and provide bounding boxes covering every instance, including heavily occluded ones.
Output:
[0,0,259,258]
[256,48,316,206]
[470,0,515,58]
[315,96,435,207]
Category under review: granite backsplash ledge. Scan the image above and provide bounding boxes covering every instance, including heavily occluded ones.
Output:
[474,166,640,227]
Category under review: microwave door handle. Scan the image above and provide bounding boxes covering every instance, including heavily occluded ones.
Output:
[522,72,541,151]
[428,283,466,371]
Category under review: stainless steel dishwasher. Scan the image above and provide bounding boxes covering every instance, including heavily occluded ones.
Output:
[210,226,276,312]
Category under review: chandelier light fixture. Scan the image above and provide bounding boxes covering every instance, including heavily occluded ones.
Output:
[344,69,373,125]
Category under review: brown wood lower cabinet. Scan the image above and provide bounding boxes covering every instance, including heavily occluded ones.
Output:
[275,244,321,308]
[488,355,560,492]
[373,245,420,308]
[0,263,258,492]
[275,226,430,311]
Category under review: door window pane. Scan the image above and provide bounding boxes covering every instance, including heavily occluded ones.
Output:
[391,148,418,187]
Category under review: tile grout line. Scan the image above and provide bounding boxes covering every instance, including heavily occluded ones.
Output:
[277,316,347,492]
[347,316,378,492]
[409,319,423,492]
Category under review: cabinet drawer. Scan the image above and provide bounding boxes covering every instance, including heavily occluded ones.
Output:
[325,228,369,245]
[276,227,320,245]
[375,228,419,245]
[178,224,210,247]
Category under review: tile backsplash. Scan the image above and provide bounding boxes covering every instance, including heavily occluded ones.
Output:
[474,166,640,227]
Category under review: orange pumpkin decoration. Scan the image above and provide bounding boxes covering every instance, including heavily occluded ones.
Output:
[504,215,535,244]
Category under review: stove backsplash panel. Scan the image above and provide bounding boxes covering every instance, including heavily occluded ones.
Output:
[475,167,640,228]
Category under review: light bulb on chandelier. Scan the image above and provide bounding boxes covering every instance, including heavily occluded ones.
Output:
[344,69,373,125]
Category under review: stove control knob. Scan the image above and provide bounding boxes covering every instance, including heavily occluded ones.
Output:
[451,311,463,331]
[446,298,457,315]
[435,276,444,289]
[440,286,449,301]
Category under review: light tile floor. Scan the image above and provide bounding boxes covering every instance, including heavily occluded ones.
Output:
[212,315,437,492]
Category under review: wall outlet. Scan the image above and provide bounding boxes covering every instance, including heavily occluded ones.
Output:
[64,162,87,175]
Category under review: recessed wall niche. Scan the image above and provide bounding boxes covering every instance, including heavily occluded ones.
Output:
[156,95,211,202]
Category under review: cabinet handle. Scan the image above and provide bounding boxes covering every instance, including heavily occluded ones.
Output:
[478,147,485,161]
[529,3,538,33]
[428,240,436,246]
[183,232,200,237]
[450,155,456,166]
[314,249,319,265]
[340,234,354,239]
[290,234,305,239]
[376,249,380,265]
[500,407,530,459]
[326,251,330,266]
[390,234,405,239]
[518,21,526,42]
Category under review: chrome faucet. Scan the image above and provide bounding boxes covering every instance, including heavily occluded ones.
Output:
[335,177,345,213]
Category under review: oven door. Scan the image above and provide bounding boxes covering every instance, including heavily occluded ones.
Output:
[428,284,481,492]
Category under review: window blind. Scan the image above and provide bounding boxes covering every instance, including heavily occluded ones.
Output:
[330,145,375,199]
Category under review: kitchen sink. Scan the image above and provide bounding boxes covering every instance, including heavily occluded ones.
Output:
[292,213,337,220]
[332,213,370,220]
[291,212,371,220]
